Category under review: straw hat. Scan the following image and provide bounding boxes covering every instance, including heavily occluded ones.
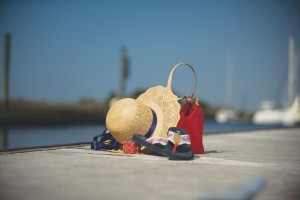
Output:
[106,86,181,143]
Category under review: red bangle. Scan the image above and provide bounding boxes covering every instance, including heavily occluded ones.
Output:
[123,140,139,154]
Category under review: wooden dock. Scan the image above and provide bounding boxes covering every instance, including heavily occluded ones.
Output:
[0,128,300,200]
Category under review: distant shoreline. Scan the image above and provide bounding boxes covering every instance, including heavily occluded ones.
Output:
[0,100,108,126]
[0,99,236,127]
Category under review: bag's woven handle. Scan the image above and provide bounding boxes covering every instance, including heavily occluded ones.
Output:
[167,63,197,98]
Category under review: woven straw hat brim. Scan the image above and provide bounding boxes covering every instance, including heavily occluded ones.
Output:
[106,98,153,143]
[137,85,181,138]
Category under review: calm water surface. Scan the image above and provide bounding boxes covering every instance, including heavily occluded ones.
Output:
[0,119,285,150]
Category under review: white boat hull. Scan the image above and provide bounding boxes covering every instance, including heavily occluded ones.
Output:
[253,97,300,126]
[252,110,283,125]
[215,109,237,123]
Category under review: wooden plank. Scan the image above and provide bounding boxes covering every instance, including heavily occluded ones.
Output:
[0,128,299,200]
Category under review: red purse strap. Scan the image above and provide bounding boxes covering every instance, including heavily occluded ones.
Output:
[166,63,198,98]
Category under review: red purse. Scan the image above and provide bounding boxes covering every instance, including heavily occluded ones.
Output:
[167,63,205,154]
[177,97,205,154]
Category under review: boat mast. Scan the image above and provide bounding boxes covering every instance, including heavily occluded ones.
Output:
[225,50,233,108]
[295,49,298,98]
[288,36,297,105]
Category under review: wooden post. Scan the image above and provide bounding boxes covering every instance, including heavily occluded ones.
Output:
[3,33,10,108]
[119,47,129,98]
[1,126,8,150]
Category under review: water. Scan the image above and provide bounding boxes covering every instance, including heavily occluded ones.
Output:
[0,119,286,151]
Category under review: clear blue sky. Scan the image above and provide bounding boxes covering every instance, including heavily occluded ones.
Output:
[0,0,299,111]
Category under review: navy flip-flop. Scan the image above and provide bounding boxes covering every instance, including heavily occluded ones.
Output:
[163,127,194,160]
[132,134,167,156]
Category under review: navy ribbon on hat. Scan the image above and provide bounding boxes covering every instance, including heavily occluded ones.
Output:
[144,109,157,138]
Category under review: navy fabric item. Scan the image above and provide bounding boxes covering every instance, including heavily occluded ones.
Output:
[91,128,120,150]
[144,109,157,138]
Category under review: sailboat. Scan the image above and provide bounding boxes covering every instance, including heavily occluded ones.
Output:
[282,96,300,125]
[252,101,285,125]
[253,36,300,126]
[215,108,237,123]
[215,50,237,123]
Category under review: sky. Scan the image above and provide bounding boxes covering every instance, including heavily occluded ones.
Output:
[0,0,299,111]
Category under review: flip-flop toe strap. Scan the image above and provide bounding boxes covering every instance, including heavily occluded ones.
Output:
[167,131,191,153]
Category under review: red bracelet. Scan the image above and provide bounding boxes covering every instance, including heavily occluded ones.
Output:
[123,140,139,154]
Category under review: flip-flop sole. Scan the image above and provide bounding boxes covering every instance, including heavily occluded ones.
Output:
[163,142,194,160]
[132,134,165,156]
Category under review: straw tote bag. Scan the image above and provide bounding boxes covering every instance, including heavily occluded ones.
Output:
[167,63,205,154]
[137,63,200,139]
